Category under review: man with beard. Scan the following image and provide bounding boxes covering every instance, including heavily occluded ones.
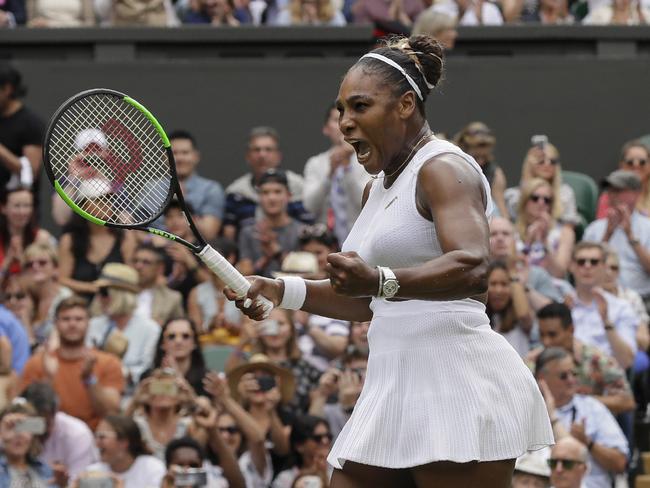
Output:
[20,296,124,429]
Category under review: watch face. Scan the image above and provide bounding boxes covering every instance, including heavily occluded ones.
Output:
[383,280,399,297]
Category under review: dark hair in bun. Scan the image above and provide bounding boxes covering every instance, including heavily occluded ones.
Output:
[355,35,444,115]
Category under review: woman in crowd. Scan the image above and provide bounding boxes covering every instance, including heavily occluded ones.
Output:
[597,140,650,218]
[411,10,458,50]
[148,318,209,397]
[78,414,166,488]
[347,321,369,355]
[23,242,72,346]
[583,0,650,24]
[1,273,37,350]
[26,0,95,27]
[515,178,575,277]
[273,0,346,25]
[486,260,534,356]
[273,415,332,488]
[0,399,61,487]
[505,141,579,227]
[0,187,53,277]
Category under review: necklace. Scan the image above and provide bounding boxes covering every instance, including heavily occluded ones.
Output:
[371,132,433,180]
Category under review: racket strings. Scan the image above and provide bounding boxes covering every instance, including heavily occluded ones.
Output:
[47,93,172,225]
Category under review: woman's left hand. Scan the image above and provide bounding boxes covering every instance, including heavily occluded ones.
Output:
[326,252,380,297]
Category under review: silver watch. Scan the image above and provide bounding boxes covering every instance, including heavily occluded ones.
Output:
[378,266,400,298]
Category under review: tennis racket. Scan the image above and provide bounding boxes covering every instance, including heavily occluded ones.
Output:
[43,88,273,317]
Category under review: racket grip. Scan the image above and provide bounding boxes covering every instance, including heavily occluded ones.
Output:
[197,244,273,318]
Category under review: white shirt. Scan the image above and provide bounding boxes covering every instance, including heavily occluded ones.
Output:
[85,456,166,488]
[42,412,98,479]
[135,289,154,320]
[298,314,349,371]
[432,0,504,25]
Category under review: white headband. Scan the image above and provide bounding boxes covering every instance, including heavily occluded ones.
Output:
[360,53,424,101]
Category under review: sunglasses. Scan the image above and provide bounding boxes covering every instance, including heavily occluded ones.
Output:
[575,258,601,267]
[98,287,110,298]
[4,292,26,301]
[529,194,552,205]
[165,332,192,341]
[25,259,50,269]
[558,369,578,381]
[218,426,241,435]
[608,265,619,272]
[548,458,584,470]
[536,158,559,166]
[310,433,333,443]
[624,158,647,167]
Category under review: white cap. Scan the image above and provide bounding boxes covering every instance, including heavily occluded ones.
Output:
[77,177,113,200]
[74,128,108,152]
[514,451,551,478]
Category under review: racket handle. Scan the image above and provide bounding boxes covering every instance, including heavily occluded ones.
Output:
[197,244,273,318]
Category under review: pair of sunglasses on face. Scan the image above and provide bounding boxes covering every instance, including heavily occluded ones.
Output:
[547,458,585,470]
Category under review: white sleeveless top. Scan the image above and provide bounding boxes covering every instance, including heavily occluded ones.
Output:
[341,138,493,314]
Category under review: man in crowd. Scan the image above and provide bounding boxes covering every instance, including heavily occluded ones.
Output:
[568,241,638,369]
[527,302,635,415]
[22,381,98,478]
[302,104,368,244]
[536,347,628,488]
[237,169,303,277]
[223,126,311,239]
[169,130,225,240]
[584,169,650,308]
[133,243,184,326]
[0,301,30,374]
[549,436,589,488]
[20,296,124,429]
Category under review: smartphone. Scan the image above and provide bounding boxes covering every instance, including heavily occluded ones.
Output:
[531,134,548,150]
[257,375,276,392]
[259,319,280,336]
[149,380,178,396]
[14,417,46,435]
[175,467,208,487]
[78,477,114,488]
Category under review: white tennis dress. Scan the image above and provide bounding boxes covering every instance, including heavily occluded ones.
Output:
[327,138,554,470]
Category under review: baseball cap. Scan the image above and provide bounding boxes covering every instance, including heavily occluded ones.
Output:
[601,170,642,191]
[74,128,108,152]
[257,168,289,189]
[514,451,551,478]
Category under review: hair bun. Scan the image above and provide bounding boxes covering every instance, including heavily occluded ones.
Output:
[408,35,445,92]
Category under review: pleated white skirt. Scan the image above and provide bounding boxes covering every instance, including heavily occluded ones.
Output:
[327,302,554,470]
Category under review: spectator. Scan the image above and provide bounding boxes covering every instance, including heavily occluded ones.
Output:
[223,126,309,240]
[504,141,580,228]
[352,0,424,25]
[549,436,589,488]
[292,470,329,488]
[237,169,304,278]
[0,0,26,26]
[26,0,95,26]
[298,224,338,280]
[515,178,575,278]
[411,9,458,49]
[302,105,367,245]
[230,308,321,415]
[79,414,166,488]
[567,241,638,369]
[489,216,561,308]
[0,299,30,374]
[0,335,14,408]
[536,348,628,488]
[111,0,179,26]
[453,122,508,217]
[0,187,53,277]
[597,140,650,218]
[584,170,650,308]
[0,399,60,487]
[1,273,37,350]
[486,260,533,356]
[184,0,241,24]
[583,0,649,23]
[20,296,123,430]
[431,0,503,25]
[146,317,209,397]
[527,302,635,415]
[512,451,551,488]
[86,263,161,391]
[167,131,225,241]
[272,415,331,488]
[0,65,44,193]
[133,243,184,326]
[23,242,73,345]
[308,345,367,440]
[347,321,369,355]
[273,0,346,24]
[522,0,573,22]
[22,382,98,479]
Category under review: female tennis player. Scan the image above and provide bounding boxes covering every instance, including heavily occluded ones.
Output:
[226,34,553,487]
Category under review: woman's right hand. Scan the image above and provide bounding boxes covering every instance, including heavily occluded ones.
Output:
[223,276,284,321]
[203,371,231,404]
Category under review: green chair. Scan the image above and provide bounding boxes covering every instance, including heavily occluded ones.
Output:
[562,170,599,239]
[202,345,235,373]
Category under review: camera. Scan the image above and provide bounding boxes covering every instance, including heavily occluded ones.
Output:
[14,417,46,435]
[257,375,276,392]
[149,379,178,396]
[259,319,280,336]
[175,467,208,487]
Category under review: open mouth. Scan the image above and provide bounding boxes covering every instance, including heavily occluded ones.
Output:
[349,140,371,163]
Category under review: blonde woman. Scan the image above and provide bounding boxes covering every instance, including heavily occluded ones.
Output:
[27,0,95,27]
[515,178,575,278]
[412,9,458,50]
[505,141,579,227]
[273,0,346,25]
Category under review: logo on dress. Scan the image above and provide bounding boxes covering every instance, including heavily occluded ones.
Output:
[384,196,398,210]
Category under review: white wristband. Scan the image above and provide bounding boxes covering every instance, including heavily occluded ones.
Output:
[278,276,307,310]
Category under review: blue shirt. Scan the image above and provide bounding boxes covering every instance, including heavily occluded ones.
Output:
[0,305,30,373]
[584,211,650,295]
[0,453,55,487]
[556,395,628,488]
[183,172,225,219]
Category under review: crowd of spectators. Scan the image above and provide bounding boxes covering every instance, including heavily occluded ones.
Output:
[0,0,647,32]
[0,57,649,488]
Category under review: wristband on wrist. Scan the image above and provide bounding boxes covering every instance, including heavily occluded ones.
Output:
[278,276,307,310]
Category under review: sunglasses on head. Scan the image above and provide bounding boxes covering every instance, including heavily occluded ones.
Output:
[558,369,578,381]
[310,433,333,443]
[575,258,601,267]
[548,458,584,470]
[529,194,552,205]
[165,332,192,341]
[218,426,241,435]
[25,259,50,269]
[624,158,647,167]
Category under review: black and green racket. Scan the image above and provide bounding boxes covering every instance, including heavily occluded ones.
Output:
[43,88,272,315]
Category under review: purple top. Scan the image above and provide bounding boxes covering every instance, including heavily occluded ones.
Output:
[353,0,424,24]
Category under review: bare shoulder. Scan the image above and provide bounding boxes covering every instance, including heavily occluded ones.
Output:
[417,153,486,208]
[361,179,374,208]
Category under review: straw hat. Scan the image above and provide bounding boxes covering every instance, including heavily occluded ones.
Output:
[227,354,295,405]
[94,263,140,293]
[272,251,319,278]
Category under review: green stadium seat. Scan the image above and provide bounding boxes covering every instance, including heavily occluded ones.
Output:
[562,170,599,238]
[202,345,235,373]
